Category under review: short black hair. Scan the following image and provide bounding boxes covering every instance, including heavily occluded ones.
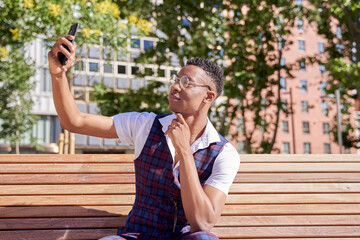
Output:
[186,57,224,97]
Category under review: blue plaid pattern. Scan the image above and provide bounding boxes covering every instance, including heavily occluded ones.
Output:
[116,114,227,239]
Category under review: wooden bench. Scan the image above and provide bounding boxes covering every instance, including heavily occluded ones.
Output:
[1,154,360,239]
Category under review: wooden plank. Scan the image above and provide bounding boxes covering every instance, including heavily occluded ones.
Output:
[212,226,360,238]
[233,173,360,183]
[215,215,360,226]
[1,193,359,206]
[2,215,360,230]
[0,217,126,230]
[2,162,360,174]
[0,229,117,240]
[0,163,135,174]
[0,174,135,185]
[0,184,136,195]
[227,193,360,204]
[222,203,360,215]
[239,154,360,163]
[0,206,132,218]
[0,154,134,163]
[2,183,359,195]
[229,183,360,193]
[0,195,136,206]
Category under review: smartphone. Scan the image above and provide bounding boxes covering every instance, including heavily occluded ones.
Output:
[59,23,79,65]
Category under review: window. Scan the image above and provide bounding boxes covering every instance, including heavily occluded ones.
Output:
[320,81,327,94]
[104,64,113,73]
[319,64,326,74]
[296,19,304,32]
[32,116,60,144]
[301,100,309,113]
[298,40,305,51]
[323,122,330,135]
[88,47,100,59]
[281,121,289,133]
[117,65,126,74]
[131,66,139,75]
[144,40,154,50]
[131,38,140,49]
[103,77,114,88]
[295,0,302,5]
[237,141,246,154]
[117,78,129,89]
[280,58,286,66]
[158,69,165,77]
[280,77,286,91]
[304,142,311,154]
[131,78,142,90]
[74,61,84,71]
[145,68,154,76]
[336,26,342,38]
[321,101,329,116]
[281,99,288,112]
[282,142,290,154]
[299,59,306,71]
[318,42,325,53]
[324,143,331,154]
[300,80,307,93]
[89,62,99,72]
[303,121,310,134]
[278,37,285,50]
[41,68,52,92]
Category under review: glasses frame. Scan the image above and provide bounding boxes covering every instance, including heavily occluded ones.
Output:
[169,75,211,91]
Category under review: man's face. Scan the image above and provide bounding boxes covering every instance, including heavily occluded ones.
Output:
[168,65,214,117]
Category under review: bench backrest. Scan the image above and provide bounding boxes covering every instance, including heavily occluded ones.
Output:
[0,154,359,239]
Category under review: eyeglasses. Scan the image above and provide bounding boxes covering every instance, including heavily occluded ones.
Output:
[169,75,211,91]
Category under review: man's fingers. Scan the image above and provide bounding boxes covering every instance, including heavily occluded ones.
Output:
[176,113,186,125]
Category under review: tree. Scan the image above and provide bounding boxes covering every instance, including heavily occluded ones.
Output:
[0,49,37,153]
[129,0,304,153]
[0,0,137,152]
[309,0,360,148]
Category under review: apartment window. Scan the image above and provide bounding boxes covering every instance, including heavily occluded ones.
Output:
[74,61,84,71]
[131,78,142,90]
[32,116,60,144]
[88,47,100,59]
[319,64,326,74]
[281,120,289,133]
[320,81,327,94]
[144,40,154,50]
[280,77,286,91]
[74,74,86,86]
[103,77,114,88]
[158,69,165,77]
[300,80,307,93]
[298,40,305,51]
[88,75,100,86]
[117,78,129,89]
[336,26,342,38]
[304,142,311,154]
[117,65,126,74]
[324,143,331,154]
[323,122,330,135]
[117,50,127,61]
[237,141,246,154]
[131,66,139,75]
[103,48,113,60]
[89,62,99,72]
[301,100,309,113]
[321,101,329,116]
[131,38,140,49]
[318,42,325,53]
[282,142,290,154]
[280,58,286,66]
[41,68,52,92]
[296,19,304,32]
[281,99,288,112]
[303,121,310,134]
[145,67,154,76]
[299,59,306,71]
[104,64,113,73]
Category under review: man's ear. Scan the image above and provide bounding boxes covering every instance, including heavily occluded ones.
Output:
[203,91,216,103]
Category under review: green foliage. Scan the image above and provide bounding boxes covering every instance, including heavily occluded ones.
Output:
[0,49,38,150]
[93,81,171,116]
[310,0,360,148]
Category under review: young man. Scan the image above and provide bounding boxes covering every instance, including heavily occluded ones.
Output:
[48,35,240,240]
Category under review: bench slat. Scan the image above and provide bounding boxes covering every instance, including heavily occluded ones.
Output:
[2,215,360,230]
[2,183,360,195]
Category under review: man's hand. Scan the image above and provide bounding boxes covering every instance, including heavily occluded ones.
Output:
[48,35,76,75]
[164,113,191,151]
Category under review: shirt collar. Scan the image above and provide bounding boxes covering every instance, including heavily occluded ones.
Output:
[159,114,221,152]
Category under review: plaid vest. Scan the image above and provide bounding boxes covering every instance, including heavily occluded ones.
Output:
[118,114,228,238]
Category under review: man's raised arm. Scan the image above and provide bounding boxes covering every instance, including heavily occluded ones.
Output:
[48,35,117,139]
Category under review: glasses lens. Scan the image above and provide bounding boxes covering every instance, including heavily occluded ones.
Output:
[180,76,189,88]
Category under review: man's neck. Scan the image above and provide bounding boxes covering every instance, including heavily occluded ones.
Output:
[183,114,208,145]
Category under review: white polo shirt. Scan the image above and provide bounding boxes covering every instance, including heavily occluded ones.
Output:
[112,112,240,195]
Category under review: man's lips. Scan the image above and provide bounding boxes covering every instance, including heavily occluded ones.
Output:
[169,94,180,101]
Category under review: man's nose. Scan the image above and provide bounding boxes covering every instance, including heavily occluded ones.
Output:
[170,81,181,92]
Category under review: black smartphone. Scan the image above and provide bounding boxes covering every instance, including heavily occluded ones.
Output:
[59,23,79,65]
